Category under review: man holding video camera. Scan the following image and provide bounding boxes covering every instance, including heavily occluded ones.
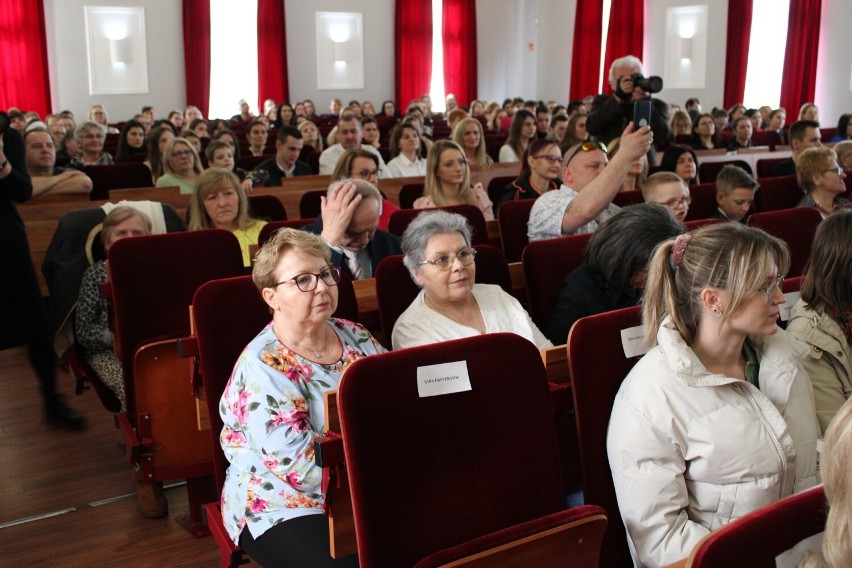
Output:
[586,55,670,150]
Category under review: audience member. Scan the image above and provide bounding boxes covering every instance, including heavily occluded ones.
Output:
[587,55,670,146]
[548,114,569,143]
[766,108,787,143]
[669,110,692,138]
[830,113,852,142]
[180,129,203,156]
[68,121,114,167]
[446,108,468,132]
[798,103,819,123]
[386,122,427,178]
[361,101,376,117]
[219,227,381,567]
[87,104,119,134]
[143,125,174,182]
[834,140,852,171]
[608,223,819,567]
[114,120,147,163]
[205,140,252,194]
[318,116,388,176]
[256,126,311,185]
[527,123,652,242]
[787,210,852,433]
[452,117,493,170]
[796,146,848,217]
[607,136,648,192]
[496,138,562,212]
[727,104,746,122]
[712,165,758,222]
[188,168,265,267]
[710,107,729,132]
[415,140,494,221]
[771,120,822,177]
[392,210,551,350]
[726,116,754,151]
[560,112,590,153]
[230,99,254,123]
[189,118,209,139]
[329,148,399,230]
[642,171,691,222]
[167,110,183,131]
[360,115,382,149]
[24,129,92,197]
[303,179,401,280]
[184,105,203,126]
[546,203,683,344]
[156,137,203,194]
[535,105,552,139]
[690,113,721,150]
[245,119,269,157]
[659,145,698,185]
[499,109,536,162]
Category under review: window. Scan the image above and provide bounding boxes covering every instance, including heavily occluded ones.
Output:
[742,0,790,109]
[208,0,259,120]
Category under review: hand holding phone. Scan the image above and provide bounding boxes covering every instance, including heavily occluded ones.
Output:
[633,99,652,130]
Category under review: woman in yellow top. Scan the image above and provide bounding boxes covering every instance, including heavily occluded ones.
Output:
[189,168,267,267]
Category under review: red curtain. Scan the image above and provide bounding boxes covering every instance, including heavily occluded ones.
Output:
[602,0,644,95]
[395,0,432,108]
[569,0,604,101]
[779,0,821,113]
[723,0,753,109]
[442,0,477,107]
[0,0,51,116]
[257,0,290,109]
[183,0,211,118]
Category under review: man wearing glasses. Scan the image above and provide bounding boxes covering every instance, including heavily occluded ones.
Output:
[527,123,652,242]
[256,126,312,185]
[304,179,401,280]
[318,115,389,176]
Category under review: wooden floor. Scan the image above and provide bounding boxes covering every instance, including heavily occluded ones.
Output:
[0,346,225,567]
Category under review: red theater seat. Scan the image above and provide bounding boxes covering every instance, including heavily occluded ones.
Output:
[747,207,822,277]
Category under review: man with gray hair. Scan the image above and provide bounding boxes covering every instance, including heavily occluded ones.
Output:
[303,178,401,280]
[318,115,389,176]
[586,54,670,147]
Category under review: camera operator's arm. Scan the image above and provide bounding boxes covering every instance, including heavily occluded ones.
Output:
[586,94,624,139]
[0,129,34,203]
[560,124,652,234]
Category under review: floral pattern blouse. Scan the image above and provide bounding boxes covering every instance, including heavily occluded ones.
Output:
[219,318,385,544]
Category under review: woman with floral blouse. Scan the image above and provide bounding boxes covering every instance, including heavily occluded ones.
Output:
[219,223,384,566]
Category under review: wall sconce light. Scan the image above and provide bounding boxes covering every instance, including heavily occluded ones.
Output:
[333,41,347,65]
[109,38,131,65]
[680,37,692,62]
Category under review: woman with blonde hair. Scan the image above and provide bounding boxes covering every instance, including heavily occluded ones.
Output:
[188,168,266,266]
[88,104,119,134]
[608,222,819,567]
[156,137,203,194]
[452,117,493,170]
[414,140,494,221]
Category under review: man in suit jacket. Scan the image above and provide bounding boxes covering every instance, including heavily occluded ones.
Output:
[256,126,312,185]
[303,179,401,280]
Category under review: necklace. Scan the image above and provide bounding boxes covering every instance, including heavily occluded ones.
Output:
[273,323,328,359]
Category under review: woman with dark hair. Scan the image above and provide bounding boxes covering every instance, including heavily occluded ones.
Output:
[690,113,721,150]
[214,129,241,160]
[496,138,562,212]
[143,125,175,183]
[546,204,683,344]
[360,115,382,149]
[498,109,536,162]
[831,113,852,142]
[787,209,852,433]
[386,122,426,177]
[381,100,398,119]
[659,145,699,185]
[274,102,296,128]
[560,113,589,153]
[114,119,147,163]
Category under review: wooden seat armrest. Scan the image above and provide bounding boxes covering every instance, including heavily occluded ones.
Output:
[548,382,572,414]
[314,432,345,468]
[176,336,198,359]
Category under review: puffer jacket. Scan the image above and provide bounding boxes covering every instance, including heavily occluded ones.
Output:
[607,317,820,568]
[787,299,852,434]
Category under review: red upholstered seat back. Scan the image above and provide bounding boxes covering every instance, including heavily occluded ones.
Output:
[567,305,643,568]
[522,233,592,333]
[398,183,425,209]
[107,230,246,419]
[387,204,489,245]
[686,485,827,567]
[753,175,801,212]
[497,198,536,262]
[747,207,822,277]
[611,189,643,208]
[246,194,287,221]
[338,333,565,567]
[82,163,155,200]
[299,189,325,218]
[257,218,316,246]
[685,182,721,221]
[756,157,790,178]
[698,159,752,183]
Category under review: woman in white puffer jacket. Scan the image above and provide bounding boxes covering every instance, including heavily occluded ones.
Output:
[607,223,820,568]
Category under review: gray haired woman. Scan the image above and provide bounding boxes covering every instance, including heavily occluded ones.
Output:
[69,120,115,167]
[392,210,551,350]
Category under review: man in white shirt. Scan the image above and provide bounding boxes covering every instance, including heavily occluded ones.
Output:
[318,116,389,176]
[527,123,652,242]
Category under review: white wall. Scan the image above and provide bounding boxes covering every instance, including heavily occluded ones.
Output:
[44,0,184,121]
[284,0,394,109]
[814,0,852,129]
[476,0,536,103]
[646,0,728,112]
[535,0,575,105]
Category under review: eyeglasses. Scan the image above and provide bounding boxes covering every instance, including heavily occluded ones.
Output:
[824,165,844,175]
[756,275,784,303]
[662,195,692,209]
[565,140,607,166]
[534,154,562,164]
[419,247,476,271]
[352,169,380,179]
[172,150,194,158]
[274,266,341,292]
[83,133,105,140]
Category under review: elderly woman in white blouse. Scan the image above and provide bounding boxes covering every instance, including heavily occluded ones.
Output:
[392,210,551,350]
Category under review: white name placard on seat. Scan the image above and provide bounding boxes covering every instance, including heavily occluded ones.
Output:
[417,361,472,398]
[621,325,651,359]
